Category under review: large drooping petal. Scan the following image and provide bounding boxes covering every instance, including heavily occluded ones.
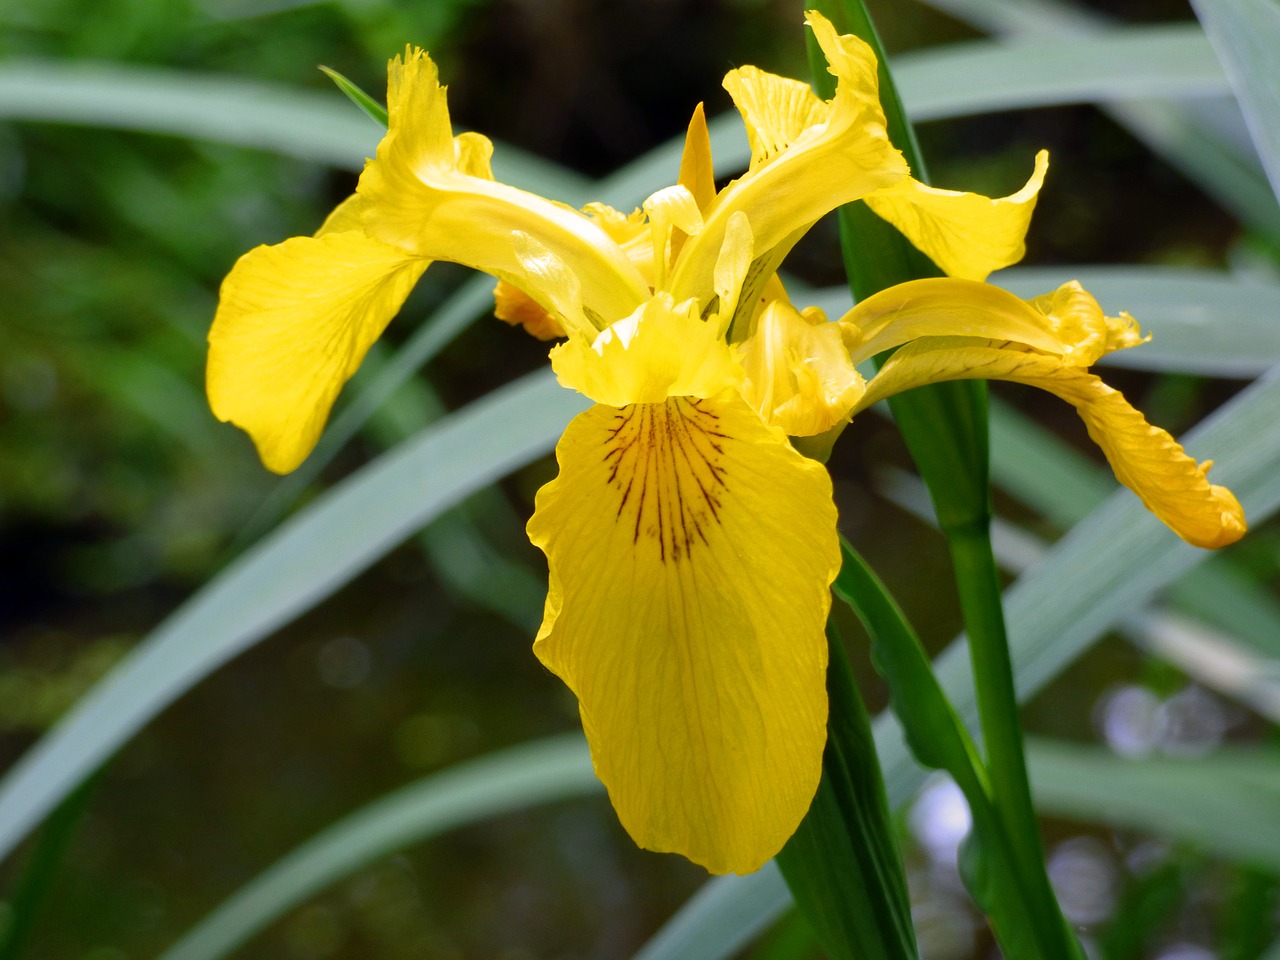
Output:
[207,232,428,473]
[863,151,1049,281]
[854,338,1246,548]
[667,11,907,304]
[739,299,865,436]
[527,396,839,874]
[355,48,648,324]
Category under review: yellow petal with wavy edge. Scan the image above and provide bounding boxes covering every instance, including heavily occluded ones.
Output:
[740,300,865,436]
[855,339,1246,548]
[582,202,650,246]
[528,395,838,874]
[1024,281,1146,362]
[668,11,906,304]
[208,232,428,473]
[841,277,1088,366]
[721,66,828,170]
[550,294,741,406]
[864,151,1049,281]
[356,48,648,323]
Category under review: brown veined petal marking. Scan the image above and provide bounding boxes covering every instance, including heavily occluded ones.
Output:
[609,400,726,562]
[528,395,840,874]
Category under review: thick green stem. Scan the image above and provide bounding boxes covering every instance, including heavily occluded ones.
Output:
[807,0,1083,956]
[948,525,1046,889]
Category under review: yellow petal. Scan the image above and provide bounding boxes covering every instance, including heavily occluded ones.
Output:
[550,294,742,406]
[841,276,1086,366]
[855,339,1246,549]
[582,202,650,246]
[493,280,565,340]
[528,396,838,874]
[511,231,595,340]
[452,130,495,179]
[1024,281,1147,362]
[712,211,754,339]
[864,150,1049,281]
[643,184,704,289]
[668,12,906,305]
[356,48,649,323]
[739,299,865,436]
[677,102,717,212]
[315,194,367,237]
[208,232,428,473]
[720,66,828,170]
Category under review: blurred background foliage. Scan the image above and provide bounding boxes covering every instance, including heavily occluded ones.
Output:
[1,0,1278,958]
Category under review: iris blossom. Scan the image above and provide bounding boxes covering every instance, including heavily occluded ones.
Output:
[208,12,1245,875]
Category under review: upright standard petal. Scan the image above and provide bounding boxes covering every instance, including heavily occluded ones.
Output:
[668,11,906,304]
[863,151,1049,282]
[356,48,648,324]
[677,103,717,214]
[854,338,1246,549]
[528,396,839,874]
[207,232,427,473]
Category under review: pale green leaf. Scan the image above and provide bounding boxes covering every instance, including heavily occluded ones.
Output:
[1192,0,1280,201]
[1027,739,1280,870]
[895,25,1228,121]
[159,736,599,960]
[913,0,1280,239]
[0,62,591,199]
[0,370,588,864]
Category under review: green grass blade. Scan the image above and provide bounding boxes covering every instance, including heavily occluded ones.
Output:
[318,65,388,128]
[774,626,919,960]
[0,62,379,166]
[833,542,1075,958]
[630,866,792,960]
[1027,739,1280,870]
[896,25,1228,121]
[0,62,591,198]
[1107,98,1280,241]
[634,365,1280,959]
[0,29,1235,170]
[0,774,100,960]
[0,369,588,865]
[158,735,598,960]
[1191,0,1280,201]
[878,461,1280,724]
[911,0,1280,240]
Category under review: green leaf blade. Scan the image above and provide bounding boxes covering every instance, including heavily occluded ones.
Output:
[0,370,587,865]
[159,736,599,960]
[318,65,388,128]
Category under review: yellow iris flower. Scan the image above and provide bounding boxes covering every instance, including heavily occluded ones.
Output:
[207,11,1246,875]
